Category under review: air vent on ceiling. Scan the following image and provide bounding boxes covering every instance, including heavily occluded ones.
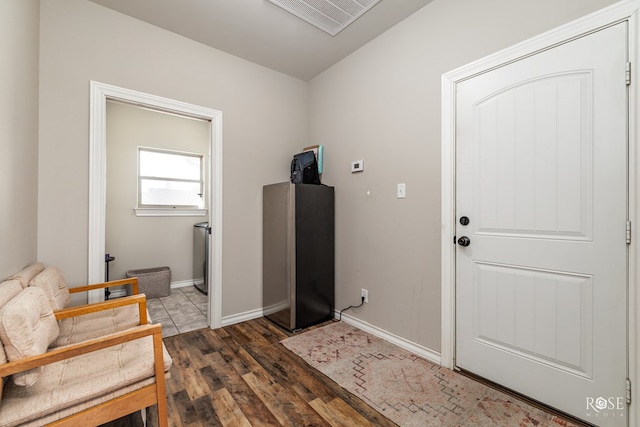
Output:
[267,0,382,36]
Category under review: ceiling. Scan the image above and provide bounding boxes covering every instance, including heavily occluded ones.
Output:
[88,0,433,81]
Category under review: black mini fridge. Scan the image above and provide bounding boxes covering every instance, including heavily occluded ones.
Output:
[263,182,334,331]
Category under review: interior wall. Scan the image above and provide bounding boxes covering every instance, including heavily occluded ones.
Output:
[0,0,40,279]
[38,0,307,317]
[106,101,209,284]
[308,0,618,352]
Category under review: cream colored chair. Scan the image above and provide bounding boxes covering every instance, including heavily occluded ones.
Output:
[9,263,146,344]
[24,265,147,348]
[0,266,172,427]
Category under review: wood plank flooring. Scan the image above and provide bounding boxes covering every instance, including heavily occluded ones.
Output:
[148,317,397,427]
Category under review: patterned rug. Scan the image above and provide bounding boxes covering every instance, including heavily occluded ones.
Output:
[281,322,579,427]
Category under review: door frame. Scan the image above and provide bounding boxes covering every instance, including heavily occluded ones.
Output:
[441,0,640,423]
[88,81,223,329]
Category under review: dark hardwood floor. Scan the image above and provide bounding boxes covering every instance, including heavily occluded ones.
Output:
[148,317,397,427]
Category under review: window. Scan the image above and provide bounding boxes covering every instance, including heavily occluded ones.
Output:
[138,148,204,210]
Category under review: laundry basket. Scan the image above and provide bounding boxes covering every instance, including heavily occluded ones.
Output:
[125,266,171,299]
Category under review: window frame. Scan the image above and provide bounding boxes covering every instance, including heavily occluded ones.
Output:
[136,146,206,215]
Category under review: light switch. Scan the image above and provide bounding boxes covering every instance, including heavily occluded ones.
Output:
[397,183,406,199]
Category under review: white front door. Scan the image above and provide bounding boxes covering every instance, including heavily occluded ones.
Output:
[455,22,628,425]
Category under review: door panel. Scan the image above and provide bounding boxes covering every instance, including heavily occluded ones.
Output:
[475,72,593,240]
[456,22,628,425]
[473,262,593,377]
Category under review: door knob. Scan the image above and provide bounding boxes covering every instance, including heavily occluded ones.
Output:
[457,236,471,247]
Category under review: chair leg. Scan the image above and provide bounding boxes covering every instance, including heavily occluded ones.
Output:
[155,388,169,427]
[152,333,169,427]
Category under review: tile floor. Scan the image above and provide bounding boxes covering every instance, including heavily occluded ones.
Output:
[147,286,209,337]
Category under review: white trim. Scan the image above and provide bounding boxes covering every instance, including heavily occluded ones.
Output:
[443,0,640,84]
[441,2,640,426]
[133,208,207,217]
[221,308,264,327]
[440,60,457,370]
[263,300,289,317]
[171,279,196,289]
[106,279,201,299]
[337,311,441,366]
[105,288,127,299]
[88,85,107,303]
[89,81,224,329]
[629,9,640,427]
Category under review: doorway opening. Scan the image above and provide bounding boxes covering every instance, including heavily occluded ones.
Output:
[89,81,223,329]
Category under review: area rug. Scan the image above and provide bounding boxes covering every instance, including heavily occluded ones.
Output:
[281,322,578,427]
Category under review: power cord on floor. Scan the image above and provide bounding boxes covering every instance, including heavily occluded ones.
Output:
[334,296,365,321]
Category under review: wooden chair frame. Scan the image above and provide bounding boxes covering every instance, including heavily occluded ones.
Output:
[0,282,169,427]
[69,277,140,296]
[57,277,147,324]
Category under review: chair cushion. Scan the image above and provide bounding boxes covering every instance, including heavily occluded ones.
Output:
[0,287,60,386]
[28,266,70,311]
[0,280,23,366]
[0,280,23,309]
[7,263,45,289]
[0,336,172,427]
[51,305,144,348]
[0,279,27,403]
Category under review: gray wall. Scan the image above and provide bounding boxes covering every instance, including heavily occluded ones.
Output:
[106,101,210,283]
[9,0,621,352]
[0,0,40,279]
[308,0,618,352]
[38,0,307,317]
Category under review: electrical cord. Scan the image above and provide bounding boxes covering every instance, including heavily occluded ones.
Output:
[334,296,365,321]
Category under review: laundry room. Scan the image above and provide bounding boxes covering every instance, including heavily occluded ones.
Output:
[105,99,210,335]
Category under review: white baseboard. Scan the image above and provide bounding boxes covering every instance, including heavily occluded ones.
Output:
[107,279,195,299]
[337,311,441,366]
[190,302,441,366]
[263,300,288,316]
[106,288,128,299]
[170,280,195,289]
[221,308,264,327]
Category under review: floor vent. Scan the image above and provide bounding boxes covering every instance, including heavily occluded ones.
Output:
[267,0,382,36]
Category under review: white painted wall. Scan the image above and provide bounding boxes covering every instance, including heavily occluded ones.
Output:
[0,0,40,279]
[308,0,618,352]
[105,101,210,283]
[38,0,307,317]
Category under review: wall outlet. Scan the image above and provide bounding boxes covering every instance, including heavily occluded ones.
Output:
[361,288,369,303]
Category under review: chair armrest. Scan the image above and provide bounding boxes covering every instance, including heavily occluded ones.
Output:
[69,277,139,295]
[0,323,163,378]
[55,294,148,325]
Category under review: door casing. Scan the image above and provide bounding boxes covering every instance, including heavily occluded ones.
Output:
[441,1,640,425]
[88,81,223,329]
